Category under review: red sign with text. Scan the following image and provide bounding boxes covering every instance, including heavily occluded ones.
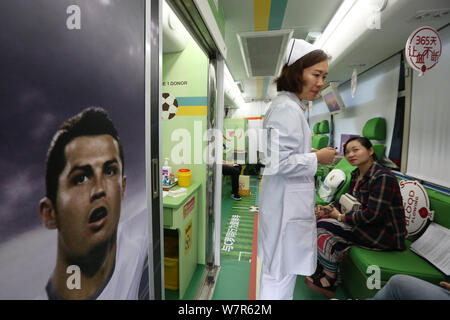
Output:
[183,196,195,219]
[405,26,442,74]
[399,180,434,237]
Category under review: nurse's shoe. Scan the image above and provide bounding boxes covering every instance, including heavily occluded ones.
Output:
[304,271,338,298]
[231,193,242,200]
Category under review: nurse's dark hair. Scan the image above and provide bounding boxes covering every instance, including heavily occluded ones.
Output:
[275,49,329,93]
[44,107,124,205]
[343,136,378,161]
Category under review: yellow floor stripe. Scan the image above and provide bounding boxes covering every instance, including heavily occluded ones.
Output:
[176,106,207,116]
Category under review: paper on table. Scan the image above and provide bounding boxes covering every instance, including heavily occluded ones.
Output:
[410,222,450,276]
[168,188,187,197]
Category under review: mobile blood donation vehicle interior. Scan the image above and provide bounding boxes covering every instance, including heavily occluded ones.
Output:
[0,0,449,301]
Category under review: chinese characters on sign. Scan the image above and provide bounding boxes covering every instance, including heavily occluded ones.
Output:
[405,26,442,75]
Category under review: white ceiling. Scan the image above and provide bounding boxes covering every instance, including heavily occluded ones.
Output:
[221,0,450,102]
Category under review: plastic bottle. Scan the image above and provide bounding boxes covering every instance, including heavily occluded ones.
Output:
[162,158,172,182]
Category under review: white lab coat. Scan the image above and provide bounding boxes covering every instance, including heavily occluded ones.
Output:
[258,91,318,280]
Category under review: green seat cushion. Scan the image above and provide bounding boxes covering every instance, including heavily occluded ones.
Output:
[363,117,386,140]
[349,241,446,285]
[319,120,330,134]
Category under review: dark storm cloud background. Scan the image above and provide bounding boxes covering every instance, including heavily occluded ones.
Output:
[0,0,146,242]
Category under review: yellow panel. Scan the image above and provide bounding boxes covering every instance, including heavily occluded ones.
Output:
[254,0,271,31]
[176,106,207,116]
[256,78,264,99]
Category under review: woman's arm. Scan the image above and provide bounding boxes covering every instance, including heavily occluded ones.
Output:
[344,174,397,226]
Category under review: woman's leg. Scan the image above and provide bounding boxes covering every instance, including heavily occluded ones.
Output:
[307,218,355,288]
[371,274,450,300]
[230,167,240,196]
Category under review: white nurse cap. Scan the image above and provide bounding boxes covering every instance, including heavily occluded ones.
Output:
[286,38,317,66]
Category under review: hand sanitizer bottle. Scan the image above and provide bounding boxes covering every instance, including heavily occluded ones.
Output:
[162,158,172,186]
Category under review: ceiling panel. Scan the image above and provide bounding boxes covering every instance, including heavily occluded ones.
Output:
[222,0,450,103]
[222,0,343,101]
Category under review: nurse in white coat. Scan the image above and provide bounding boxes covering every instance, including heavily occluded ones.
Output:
[258,39,336,300]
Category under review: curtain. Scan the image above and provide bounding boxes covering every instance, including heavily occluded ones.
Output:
[406,26,450,188]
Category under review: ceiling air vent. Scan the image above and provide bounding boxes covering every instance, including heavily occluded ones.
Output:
[237,29,293,78]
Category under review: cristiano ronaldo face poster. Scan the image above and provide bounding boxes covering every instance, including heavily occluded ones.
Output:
[0,0,150,299]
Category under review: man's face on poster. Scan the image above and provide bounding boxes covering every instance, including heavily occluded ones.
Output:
[54,134,126,257]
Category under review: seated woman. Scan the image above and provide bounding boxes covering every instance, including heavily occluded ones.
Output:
[305,137,407,298]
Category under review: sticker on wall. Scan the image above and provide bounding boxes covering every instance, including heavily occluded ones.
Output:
[184,219,193,255]
[161,92,179,120]
[405,26,442,76]
[183,196,195,219]
[399,180,434,238]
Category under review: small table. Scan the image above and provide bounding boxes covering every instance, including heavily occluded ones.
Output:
[163,181,200,299]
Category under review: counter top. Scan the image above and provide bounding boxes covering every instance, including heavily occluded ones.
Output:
[162,180,201,209]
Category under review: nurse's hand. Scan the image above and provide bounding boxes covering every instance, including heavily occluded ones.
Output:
[315,147,338,165]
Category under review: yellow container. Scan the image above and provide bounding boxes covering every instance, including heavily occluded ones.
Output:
[164,257,179,290]
[164,235,179,290]
[177,169,192,187]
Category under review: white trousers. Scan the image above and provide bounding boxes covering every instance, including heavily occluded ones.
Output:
[259,264,297,300]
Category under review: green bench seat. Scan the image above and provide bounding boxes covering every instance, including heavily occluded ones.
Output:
[341,187,449,299]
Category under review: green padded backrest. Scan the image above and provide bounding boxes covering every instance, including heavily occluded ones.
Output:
[319,120,330,134]
[333,157,357,200]
[426,188,450,229]
[315,157,356,205]
[311,135,320,149]
[362,117,386,140]
[312,135,328,149]
[372,144,385,160]
[316,135,328,149]
[313,122,321,134]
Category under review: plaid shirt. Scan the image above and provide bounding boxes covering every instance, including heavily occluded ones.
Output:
[333,162,407,251]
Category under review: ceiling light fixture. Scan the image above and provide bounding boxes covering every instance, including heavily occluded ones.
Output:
[314,0,395,66]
